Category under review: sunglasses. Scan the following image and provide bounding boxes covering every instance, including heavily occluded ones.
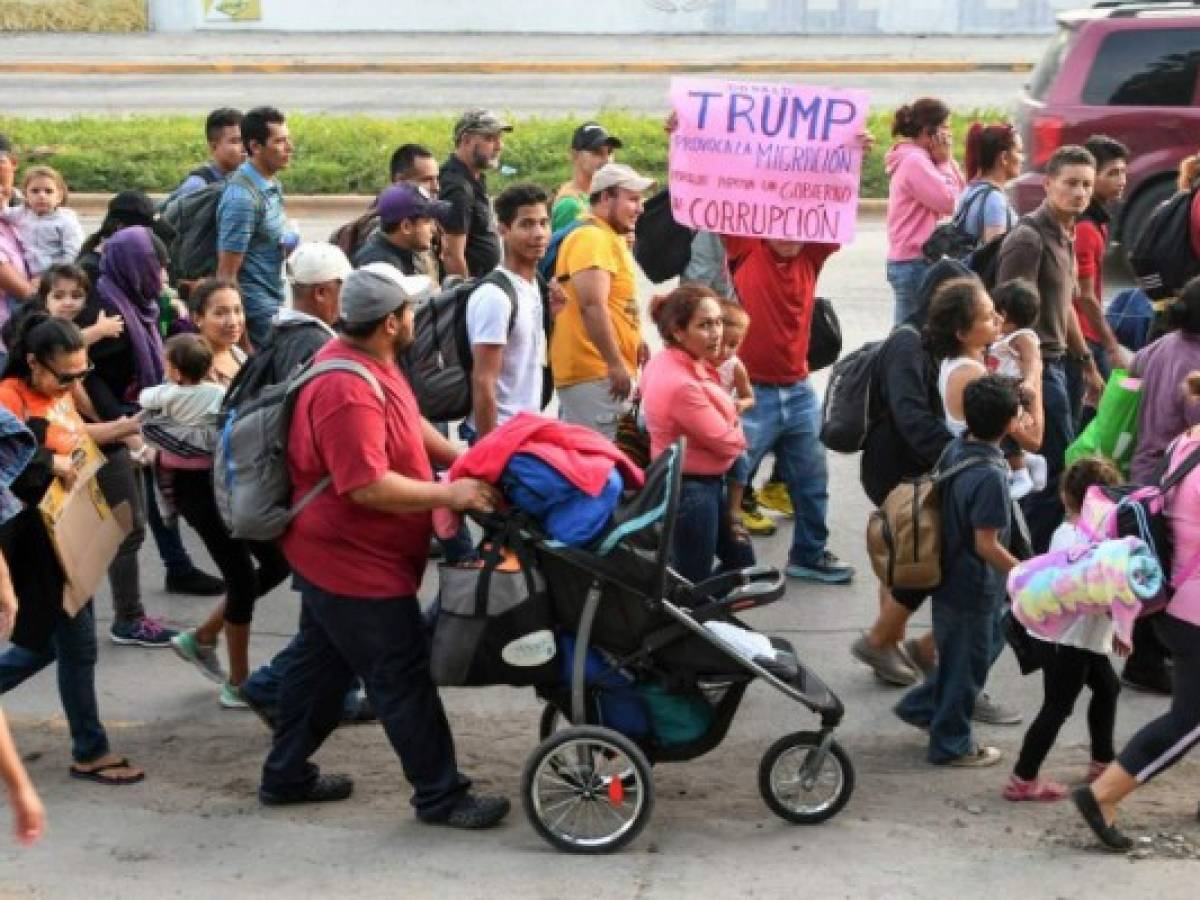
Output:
[42,360,94,386]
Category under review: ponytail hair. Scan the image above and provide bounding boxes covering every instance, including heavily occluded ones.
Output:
[0,309,85,381]
[963,122,1017,180]
[891,98,951,139]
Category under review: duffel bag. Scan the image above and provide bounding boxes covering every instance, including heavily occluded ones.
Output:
[430,531,559,687]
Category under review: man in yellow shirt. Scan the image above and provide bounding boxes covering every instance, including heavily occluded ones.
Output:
[550,163,654,438]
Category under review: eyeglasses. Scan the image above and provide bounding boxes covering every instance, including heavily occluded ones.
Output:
[43,360,94,386]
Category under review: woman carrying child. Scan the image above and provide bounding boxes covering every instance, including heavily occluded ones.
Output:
[166,278,290,709]
[641,285,754,584]
[1005,456,1123,802]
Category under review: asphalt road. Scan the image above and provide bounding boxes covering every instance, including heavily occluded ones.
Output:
[0,70,1025,118]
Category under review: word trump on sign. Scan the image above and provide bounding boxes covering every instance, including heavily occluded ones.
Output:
[668,77,870,243]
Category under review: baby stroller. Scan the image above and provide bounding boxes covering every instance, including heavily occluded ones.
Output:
[471,439,853,854]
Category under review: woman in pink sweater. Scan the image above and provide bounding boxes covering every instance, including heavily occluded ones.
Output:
[885,98,965,326]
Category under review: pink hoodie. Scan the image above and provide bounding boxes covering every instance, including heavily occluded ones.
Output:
[885,142,965,262]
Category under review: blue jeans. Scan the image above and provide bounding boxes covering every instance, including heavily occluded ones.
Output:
[672,476,755,584]
[886,259,930,327]
[741,380,830,568]
[1066,340,1111,431]
[895,599,1005,764]
[244,307,275,351]
[0,603,109,763]
[143,466,194,574]
[1021,360,1073,553]
[260,575,470,818]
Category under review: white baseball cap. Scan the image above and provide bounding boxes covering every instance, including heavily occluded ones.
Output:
[590,162,656,195]
[287,242,352,285]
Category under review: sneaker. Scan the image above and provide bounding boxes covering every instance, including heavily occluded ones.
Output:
[739,507,777,536]
[786,551,854,585]
[945,745,1003,768]
[1085,760,1109,784]
[758,481,794,517]
[170,629,227,685]
[219,682,249,709]
[421,793,511,830]
[259,774,354,807]
[972,691,1022,725]
[1003,774,1067,801]
[110,616,177,648]
[164,567,226,597]
[1026,453,1048,491]
[901,637,937,678]
[1009,467,1034,501]
[1120,667,1173,696]
[850,634,918,686]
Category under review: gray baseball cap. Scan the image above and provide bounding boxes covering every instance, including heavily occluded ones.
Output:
[340,264,434,325]
[453,108,513,144]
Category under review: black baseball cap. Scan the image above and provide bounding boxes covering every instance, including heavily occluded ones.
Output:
[571,122,623,152]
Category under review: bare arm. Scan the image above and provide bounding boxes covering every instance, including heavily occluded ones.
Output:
[440,233,469,279]
[732,359,755,413]
[975,526,1018,576]
[470,343,505,439]
[0,263,32,304]
[421,418,460,470]
[347,472,496,516]
[0,707,43,847]
[83,416,140,446]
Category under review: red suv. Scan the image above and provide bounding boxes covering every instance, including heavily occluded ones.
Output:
[1011,1,1200,243]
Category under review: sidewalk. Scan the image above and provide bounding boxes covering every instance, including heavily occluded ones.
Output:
[0,31,1045,74]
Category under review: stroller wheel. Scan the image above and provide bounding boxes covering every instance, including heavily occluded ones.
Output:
[758,731,854,825]
[522,725,654,854]
[538,702,566,740]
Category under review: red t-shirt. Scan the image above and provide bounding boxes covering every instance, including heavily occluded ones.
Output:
[1190,190,1200,259]
[1073,218,1107,344]
[281,339,433,599]
[723,237,838,384]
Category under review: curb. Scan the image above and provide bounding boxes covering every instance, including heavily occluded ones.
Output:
[0,59,1033,76]
[72,192,891,218]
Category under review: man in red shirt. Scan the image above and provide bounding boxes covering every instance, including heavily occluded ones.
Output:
[724,237,853,584]
[259,264,510,829]
[1070,135,1129,423]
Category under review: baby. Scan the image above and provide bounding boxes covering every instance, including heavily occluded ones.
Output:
[137,333,224,430]
[716,299,755,538]
[3,166,83,279]
[988,279,1047,500]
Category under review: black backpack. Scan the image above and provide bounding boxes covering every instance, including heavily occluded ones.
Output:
[160,170,262,283]
[401,271,553,422]
[921,183,999,264]
[634,189,695,283]
[1129,188,1200,301]
[968,214,1035,290]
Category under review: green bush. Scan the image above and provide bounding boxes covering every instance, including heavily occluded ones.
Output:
[0,109,1005,199]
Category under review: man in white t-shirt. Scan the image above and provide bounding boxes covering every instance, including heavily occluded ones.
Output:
[464,183,552,442]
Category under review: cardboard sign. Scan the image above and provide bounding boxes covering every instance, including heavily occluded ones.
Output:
[39,436,133,617]
[668,77,870,244]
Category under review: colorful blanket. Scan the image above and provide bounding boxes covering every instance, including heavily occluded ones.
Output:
[1008,536,1162,649]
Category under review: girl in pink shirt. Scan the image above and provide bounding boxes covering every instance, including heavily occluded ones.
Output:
[641,285,753,583]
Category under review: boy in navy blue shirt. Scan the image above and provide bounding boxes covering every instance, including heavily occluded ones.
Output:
[895,375,1022,766]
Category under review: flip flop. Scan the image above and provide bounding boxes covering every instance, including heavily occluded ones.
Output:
[70,757,145,786]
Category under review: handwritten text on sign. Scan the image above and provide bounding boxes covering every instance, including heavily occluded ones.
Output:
[668,78,869,244]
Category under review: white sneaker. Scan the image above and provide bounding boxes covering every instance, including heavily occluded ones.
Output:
[1009,467,1034,500]
[1025,453,1048,491]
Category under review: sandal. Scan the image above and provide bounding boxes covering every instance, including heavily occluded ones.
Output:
[1003,774,1067,802]
[70,757,145,786]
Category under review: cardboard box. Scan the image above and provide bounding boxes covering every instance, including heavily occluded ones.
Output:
[39,436,133,617]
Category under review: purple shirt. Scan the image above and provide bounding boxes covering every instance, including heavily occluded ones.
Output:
[1130,331,1200,484]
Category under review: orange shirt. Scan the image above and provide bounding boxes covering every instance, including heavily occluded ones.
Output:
[0,376,85,455]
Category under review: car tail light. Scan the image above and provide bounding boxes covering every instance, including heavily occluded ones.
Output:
[1031,115,1064,169]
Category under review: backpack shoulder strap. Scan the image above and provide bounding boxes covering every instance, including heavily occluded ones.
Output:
[1158,438,1200,493]
[932,452,1001,484]
[227,169,266,217]
[295,359,384,402]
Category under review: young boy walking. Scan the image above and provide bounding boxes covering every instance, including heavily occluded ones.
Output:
[895,375,1023,766]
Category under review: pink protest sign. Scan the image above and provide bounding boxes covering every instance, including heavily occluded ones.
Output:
[668,77,870,244]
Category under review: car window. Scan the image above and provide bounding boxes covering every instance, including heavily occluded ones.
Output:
[1028,25,1073,102]
[1083,28,1200,107]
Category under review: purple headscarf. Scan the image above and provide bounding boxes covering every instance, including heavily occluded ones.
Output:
[97,226,165,398]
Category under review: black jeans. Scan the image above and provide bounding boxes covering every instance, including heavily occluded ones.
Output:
[1013,644,1120,780]
[260,574,470,818]
[172,469,290,625]
[97,445,147,624]
[1117,614,1200,782]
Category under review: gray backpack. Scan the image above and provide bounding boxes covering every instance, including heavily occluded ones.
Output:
[213,358,382,541]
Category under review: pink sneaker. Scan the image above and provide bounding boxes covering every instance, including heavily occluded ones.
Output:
[1003,774,1068,802]
[1085,760,1109,784]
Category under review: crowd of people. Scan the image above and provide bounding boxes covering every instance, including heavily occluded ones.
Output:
[0,96,1197,853]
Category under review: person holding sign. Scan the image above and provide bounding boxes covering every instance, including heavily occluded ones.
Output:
[549,163,655,439]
